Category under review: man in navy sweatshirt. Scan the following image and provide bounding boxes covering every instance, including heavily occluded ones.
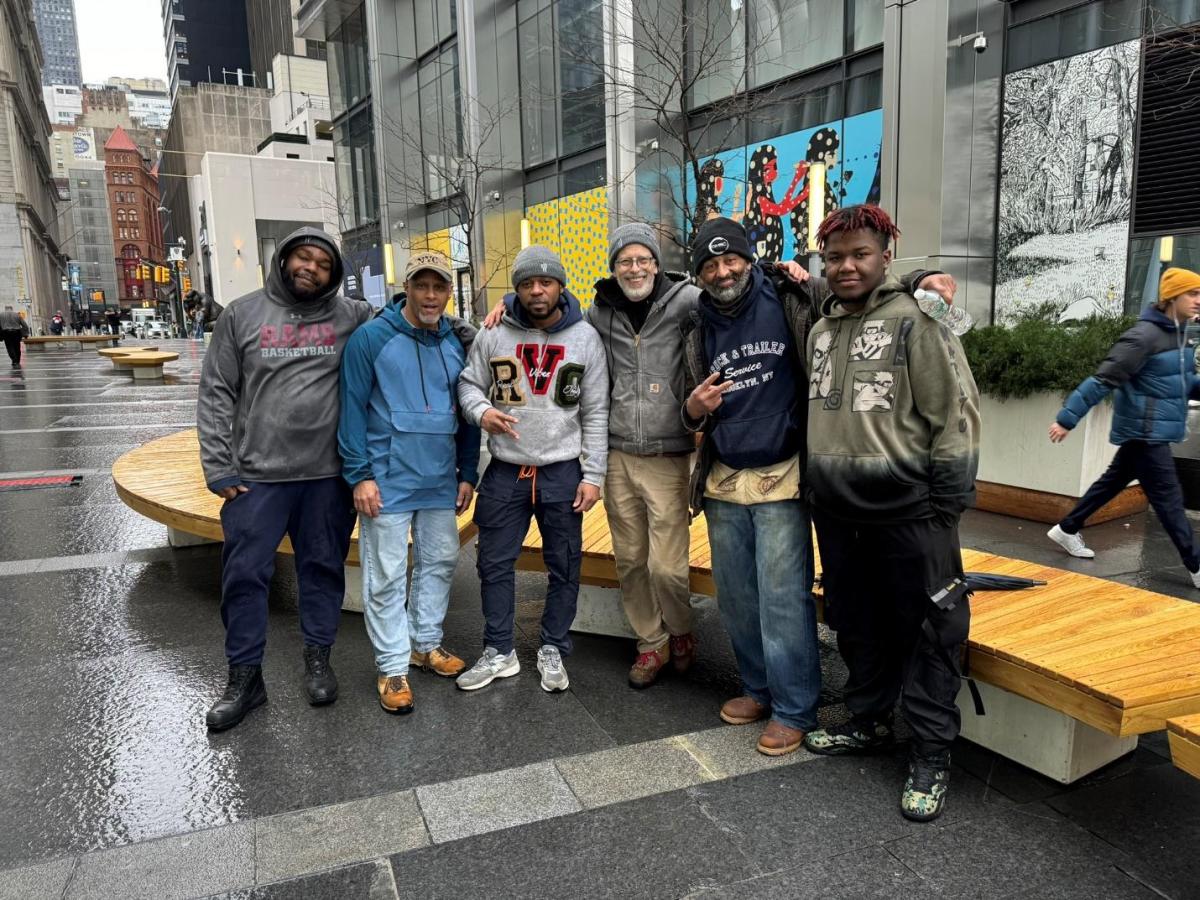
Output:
[338,251,481,716]
[198,227,372,731]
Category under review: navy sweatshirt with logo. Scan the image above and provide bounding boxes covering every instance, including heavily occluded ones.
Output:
[701,267,803,470]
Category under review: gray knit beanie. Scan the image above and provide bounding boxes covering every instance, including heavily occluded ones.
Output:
[512,245,567,289]
[608,222,661,271]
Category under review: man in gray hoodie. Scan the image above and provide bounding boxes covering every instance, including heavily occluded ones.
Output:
[456,245,609,694]
[198,227,373,731]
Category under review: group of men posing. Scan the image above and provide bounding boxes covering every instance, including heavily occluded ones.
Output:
[197,207,979,823]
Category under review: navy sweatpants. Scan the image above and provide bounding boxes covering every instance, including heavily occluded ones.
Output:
[1061,440,1200,572]
[219,477,357,665]
[473,459,583,655]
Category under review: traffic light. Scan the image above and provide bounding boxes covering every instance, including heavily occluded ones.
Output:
[137,264,150,281]
[153,265,166,284]
[182,276,192,293]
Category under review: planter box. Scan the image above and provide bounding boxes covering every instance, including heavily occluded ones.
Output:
[975,392,1147,524]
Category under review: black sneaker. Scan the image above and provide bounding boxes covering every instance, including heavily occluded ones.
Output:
[303,644,338,705]
[803,718,894,755]
[901,751,951,822]
[206,664,267,731]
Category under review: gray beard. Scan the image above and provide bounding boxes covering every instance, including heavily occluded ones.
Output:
[621,280,655,302]
[707,268,752,306]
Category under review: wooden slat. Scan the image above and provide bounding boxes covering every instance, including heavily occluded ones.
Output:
[1168,731,1200,780]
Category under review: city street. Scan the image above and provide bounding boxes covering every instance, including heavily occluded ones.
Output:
[0,341,1197,899]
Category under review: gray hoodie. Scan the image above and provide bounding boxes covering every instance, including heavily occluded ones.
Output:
[457,289,610,486]
[198,226,372,492]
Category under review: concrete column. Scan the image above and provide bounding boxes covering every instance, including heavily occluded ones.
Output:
[604,0,639,224]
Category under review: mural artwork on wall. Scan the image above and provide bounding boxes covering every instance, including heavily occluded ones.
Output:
[526,186,610,305]
[686,109,884,264]
[996,40,1140,321]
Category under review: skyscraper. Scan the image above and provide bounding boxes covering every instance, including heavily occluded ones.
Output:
[31,0,82,86]
[163,0,253,103]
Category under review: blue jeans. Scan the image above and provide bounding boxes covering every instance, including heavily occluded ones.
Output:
[706,498,820,732]
[359,508,459,676]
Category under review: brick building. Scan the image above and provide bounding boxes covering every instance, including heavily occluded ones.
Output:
[104,126,163,308]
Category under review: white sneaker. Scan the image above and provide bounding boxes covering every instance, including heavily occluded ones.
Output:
[455,647,520,691]
[1190,568,1200,589]
[536,645,569,692]
[1047,524,1095,559]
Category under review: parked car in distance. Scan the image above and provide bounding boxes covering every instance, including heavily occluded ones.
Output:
[144,320,171,340]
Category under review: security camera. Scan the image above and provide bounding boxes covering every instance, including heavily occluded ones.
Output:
[973,34,987,53]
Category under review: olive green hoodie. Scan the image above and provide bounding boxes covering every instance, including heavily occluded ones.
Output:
[805,275,980,523]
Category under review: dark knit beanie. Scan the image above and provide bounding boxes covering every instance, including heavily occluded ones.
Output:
[691,217,754,275]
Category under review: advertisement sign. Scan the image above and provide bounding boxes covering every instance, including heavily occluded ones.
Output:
[72,127,96,161]
[68,261,82,308]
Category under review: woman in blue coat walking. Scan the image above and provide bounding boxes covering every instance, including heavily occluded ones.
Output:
[1047,267,1200,587]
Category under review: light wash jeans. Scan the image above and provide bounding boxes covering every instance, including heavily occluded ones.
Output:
[706,498,821,732]
[359,507,459,676]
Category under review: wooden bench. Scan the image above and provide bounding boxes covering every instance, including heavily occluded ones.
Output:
[112,429,477,612]
[1167,715,1200,780]
[517,505,1200,783]
[25,334,120,351]
[98,346,158,371]
[119,350,179,380]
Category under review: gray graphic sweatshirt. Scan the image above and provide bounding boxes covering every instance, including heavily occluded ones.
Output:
[457,289,610,486]
[198,226,372,492]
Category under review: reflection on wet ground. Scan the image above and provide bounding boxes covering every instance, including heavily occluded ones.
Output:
[1,339,1197,899]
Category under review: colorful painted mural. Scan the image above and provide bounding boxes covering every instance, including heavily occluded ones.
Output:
[526,186,610,305]
[996,41,1139,320]
[686,109,884,262]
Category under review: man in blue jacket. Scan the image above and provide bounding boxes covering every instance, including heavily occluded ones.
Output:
[1048,266,1200,587]
[339,251,481,715]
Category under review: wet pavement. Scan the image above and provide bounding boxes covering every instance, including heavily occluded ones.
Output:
[0,340,1198,899]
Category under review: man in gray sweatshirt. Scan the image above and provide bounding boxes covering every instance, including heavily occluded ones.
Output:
[198,226,372,731]
[456,245,609,694]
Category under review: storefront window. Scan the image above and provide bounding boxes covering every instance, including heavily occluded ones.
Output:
[559,0,605,155]
[334,108,379,231]
[689,0,746,107]
[750,0,845,88]
[1125,234,1200,313]
[850,0,883,51]
[1006,0,1140,72]
[329,3,370,118]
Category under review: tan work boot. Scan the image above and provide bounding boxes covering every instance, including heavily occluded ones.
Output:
[628,644,670,689]
[720,695,770,725]
[410,646,467,677]
[757,720,805,756]
[377,674,414,715]
[669,633,697,674]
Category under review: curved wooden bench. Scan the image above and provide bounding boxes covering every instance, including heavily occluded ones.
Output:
[25,334,120,351]
[98,346,157,358]
[1167,715,1200,780]
[120,350,179,380]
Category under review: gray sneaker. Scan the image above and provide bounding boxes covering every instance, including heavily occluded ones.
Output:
[456,648,520,692]
[536,645,569,692]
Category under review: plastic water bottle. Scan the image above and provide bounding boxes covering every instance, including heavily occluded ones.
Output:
[914,289,974,336]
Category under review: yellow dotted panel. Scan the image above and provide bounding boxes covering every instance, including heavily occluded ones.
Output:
[526,186,609,307]
[410,228,453,258]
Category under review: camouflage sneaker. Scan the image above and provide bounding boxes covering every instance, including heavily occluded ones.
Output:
[803,719,894,756]
[901,752,951,822]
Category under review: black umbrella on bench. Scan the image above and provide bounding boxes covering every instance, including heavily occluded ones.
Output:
[964,573,1046,591]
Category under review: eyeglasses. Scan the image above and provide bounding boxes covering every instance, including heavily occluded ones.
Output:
[615,256,656,271]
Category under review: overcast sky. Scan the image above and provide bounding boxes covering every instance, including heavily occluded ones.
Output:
[75,0,169,84]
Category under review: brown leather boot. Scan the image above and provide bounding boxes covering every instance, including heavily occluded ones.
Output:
[628,645,670,689]
[720,695,770,725]
[757,720,805,756]
[377,674,414,715]
[410,646,467,677]
[669,633,697,674]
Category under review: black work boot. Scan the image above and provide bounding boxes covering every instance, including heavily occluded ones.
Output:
[206,664,267,731]
[303,644,338,705]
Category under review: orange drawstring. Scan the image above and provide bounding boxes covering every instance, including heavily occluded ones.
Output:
[518,465,538,504]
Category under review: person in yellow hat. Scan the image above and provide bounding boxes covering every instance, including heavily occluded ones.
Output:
[1046,267,1200,586]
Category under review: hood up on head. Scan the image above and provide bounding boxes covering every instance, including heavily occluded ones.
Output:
[267,226,347,308]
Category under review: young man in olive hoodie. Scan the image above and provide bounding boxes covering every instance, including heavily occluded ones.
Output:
[198,227,373,731]
[802,205,980,823]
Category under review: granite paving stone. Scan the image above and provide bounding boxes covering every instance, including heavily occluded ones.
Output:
[65,821,254,900]
[673,722,817,778]
[415,761,582,843]
[688,845,927,899]
[204,860,399,899]
[0,856,76,900]
[253,791,429,883]
[554,736,714,807]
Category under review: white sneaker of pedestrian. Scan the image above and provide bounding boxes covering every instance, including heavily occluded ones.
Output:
[1047,524,1095,559]
[455,647,520,692]
[536,645,569,692]
[1190,568,1200,589]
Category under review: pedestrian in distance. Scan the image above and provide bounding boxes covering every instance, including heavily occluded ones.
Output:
[1047,266,1200,587]
[338,250,481,716]
[49,310,65,336]
[198,227,373,732]
[455,245,610,694]
[802,204,981,823]
[0,305,29,368]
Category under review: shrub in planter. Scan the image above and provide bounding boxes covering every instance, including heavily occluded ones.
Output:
[961,303,1136,401]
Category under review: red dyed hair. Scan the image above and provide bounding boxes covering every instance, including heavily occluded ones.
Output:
[815,204,901,250]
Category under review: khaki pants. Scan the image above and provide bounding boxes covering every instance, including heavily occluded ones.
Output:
[605,449,693,652]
